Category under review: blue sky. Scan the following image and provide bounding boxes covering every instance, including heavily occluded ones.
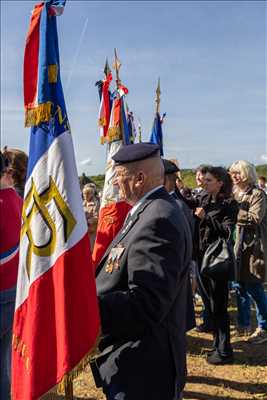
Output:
[1,0,266,175]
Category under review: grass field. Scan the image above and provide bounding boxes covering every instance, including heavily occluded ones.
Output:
[51,296,267,400]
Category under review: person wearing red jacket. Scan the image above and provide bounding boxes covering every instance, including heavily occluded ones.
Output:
[0,151,23,399]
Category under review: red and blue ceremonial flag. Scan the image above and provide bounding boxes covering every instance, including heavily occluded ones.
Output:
[12,1,100,398]
[92,74,131,268]
[98,69,113,144]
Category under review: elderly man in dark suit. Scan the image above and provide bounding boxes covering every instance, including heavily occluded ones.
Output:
[92,143,192,400]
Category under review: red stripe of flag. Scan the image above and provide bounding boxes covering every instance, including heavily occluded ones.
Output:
[12,234,100,400]
[23,3,43,109]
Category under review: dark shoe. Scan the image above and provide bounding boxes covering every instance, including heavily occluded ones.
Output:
[195,323,214,333]
[207,351,234,365]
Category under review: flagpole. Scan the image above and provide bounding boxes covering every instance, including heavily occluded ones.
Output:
[113,48,121,89]
[155,77,161,114]
[104,57,111,79]
[104,58,110,159]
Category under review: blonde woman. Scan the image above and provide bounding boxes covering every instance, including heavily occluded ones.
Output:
[230,160,267,344]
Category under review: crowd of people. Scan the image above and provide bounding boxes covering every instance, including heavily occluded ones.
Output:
[1,144,267,399]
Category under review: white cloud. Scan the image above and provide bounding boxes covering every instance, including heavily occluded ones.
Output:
[79,158,92,166]
[260,154,267,163]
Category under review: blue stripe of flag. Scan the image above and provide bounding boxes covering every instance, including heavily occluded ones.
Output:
[0,244,19,260]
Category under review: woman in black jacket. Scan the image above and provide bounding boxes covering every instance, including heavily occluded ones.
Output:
[194,166,238,365]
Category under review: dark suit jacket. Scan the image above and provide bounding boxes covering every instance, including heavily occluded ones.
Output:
[95,187,192,400]
[172,191,194,237]
[196,193,238,264]
[171,192,195,332]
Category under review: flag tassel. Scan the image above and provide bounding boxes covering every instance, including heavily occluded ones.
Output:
[107,126,121,142]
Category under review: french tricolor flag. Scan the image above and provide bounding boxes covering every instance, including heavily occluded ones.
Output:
[12,2,100,399]
[92,83,132,269]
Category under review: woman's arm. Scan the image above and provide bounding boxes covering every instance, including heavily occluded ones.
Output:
[237,190,266,227]
[197,200,238,239]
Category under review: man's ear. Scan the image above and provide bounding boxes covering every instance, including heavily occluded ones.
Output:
[135,171,145,187]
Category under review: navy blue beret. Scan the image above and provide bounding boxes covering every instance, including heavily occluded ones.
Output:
[162,159,179,175]
[112,143,160,164]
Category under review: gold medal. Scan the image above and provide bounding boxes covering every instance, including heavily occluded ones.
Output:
[105,244,125,273]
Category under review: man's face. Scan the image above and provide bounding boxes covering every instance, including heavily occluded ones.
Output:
[113,165,137,204]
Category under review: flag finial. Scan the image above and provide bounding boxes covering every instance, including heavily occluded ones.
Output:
[104,58,111,78]
[155,77,161,114]
[113,48,121,88]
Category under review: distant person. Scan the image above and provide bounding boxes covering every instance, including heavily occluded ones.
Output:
[83,183,100,250]
[0,151,23,399]
[188,164,213,333]
[163,159,194,235]
[2,147,28,198]
[192,164,211,199]
[174,170,193,202]
[258,175,267,194]
[230,161,267,344]
[195,166,238,364]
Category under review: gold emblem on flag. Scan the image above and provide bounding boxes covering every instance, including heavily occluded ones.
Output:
[21,176,76,279]
[13,334,30,372]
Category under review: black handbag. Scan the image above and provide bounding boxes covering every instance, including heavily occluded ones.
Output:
[201,237,236,280]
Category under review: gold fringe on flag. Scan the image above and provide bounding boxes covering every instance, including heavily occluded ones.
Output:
[57,331,101,394]
[40,331,101,399]
[25,102,52,127]
[107,126,121,143]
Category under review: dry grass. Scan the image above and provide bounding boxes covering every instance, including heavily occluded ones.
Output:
[53,297,267,400]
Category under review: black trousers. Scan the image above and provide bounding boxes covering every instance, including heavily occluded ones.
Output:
[201,275,232,356]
